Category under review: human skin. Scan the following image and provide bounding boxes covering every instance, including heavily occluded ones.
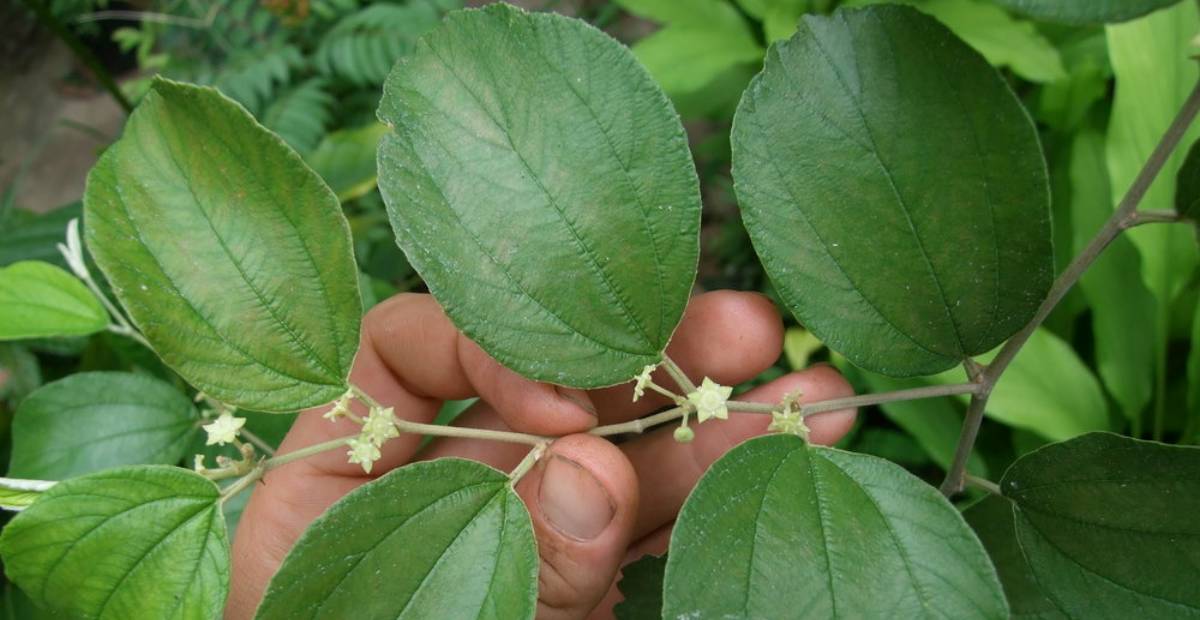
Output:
[226,290,857,619]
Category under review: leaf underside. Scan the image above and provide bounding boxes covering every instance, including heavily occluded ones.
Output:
[83,78,361,412]
[989,0,1183,25]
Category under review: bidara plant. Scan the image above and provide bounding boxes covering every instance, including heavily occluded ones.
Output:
[0,2,1198,618]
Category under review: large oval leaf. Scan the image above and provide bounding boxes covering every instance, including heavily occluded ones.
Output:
[732,5,1052,377]
[376,3,701,387]
[0,261,107,340]
[0,466,229,620]
[964,495,1065,619]
[1002,432,1200,618]
[256,458,537,619]
[988,0,1182,24]
[84,78,361,412]
[1177,137,1200,222]
[663,435,1007,618]
[9,371,198,479]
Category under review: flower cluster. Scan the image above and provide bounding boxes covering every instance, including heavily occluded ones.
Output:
[767,390,809,439]
[687,377,733,423]
[203,411,246,446]
[345,406,399,473]
[632,364,657,402]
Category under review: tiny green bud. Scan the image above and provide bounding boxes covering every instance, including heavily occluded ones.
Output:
[674,426,695,443]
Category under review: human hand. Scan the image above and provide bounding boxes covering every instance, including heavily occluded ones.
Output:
[225,290,856,619]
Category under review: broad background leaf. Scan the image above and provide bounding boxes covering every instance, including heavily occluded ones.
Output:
[663,435,1007,618]
[732,6,1053,377]
[845,0,1066,83]
[1071,128,1155,426]
[988,0,1184,24]
[256,458,537,619]
[0,261,107,340]
[0,478,54,512]
[377,4,700,387]
[1002,433,1200,618]
[84,78,361,411]
[0,466,228,620]
[9,371,197,479]
[1105,1,1200,434]
[305,123,388,202]
[0,203,81,268]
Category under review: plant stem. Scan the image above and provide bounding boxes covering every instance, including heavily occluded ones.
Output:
[351,384,549,445]
[662,355,697,393]
[19,0,133,113]
[800,383,980,416]
[590,406,686,437]
[1128,209,1184,226]
[940,78,1200,496]
[964,474,1002,496]
[219,462,265,505]
[264,437,352,472]
[509,443,548,485]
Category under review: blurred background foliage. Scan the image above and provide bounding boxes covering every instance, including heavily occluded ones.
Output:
[2,0,1199,559]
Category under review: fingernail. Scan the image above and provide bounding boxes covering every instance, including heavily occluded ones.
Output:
[538,455,614,541]
[554,386,597,417]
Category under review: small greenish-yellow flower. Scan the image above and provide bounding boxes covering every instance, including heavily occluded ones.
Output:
[632,364,657,402]
[688,377,732,423]
[363,406,400,446]
[322,391,353,421]
[674,426,695,443]
[768,395,809,439]
[203,412,246,446]
[346,436,381,474]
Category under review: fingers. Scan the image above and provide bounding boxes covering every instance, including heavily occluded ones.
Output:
[370,294,597,436]
[514,435,639,620]
[588,290,784,423]
[623,365,857,538]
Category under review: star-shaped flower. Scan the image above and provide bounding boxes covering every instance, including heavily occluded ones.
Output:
[322,391,353,421]
[632,364,657,402]
[202,412,246,446]
[687,377,732,423]
[363,406,400,446]
[767,391,809,438]
[346,436,382,474]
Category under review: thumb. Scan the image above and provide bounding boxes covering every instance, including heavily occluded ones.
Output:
[515,434,639,619]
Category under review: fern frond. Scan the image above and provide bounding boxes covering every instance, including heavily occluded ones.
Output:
[261,78,335,155]
[214,45,305,116]
[313,2,446,86]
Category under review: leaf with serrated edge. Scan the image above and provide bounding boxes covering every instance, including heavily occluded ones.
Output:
[84,78,361,411]
[256,458,537,620]
[664,434,1007,618]
[1002,432,1200,618]
[732,6,1052,377]
[0,465,228,620]
[377,4,700,387]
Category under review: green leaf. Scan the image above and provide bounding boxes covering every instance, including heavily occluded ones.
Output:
[1176,137,1200,221]
[964,495,1066,619]
[306,123,388,202]
[0,477,54,511]
[9,372,198,480]
[663,435,1007,618]
[0,465,229,620]
[84,78,361,412]
[844,0,1066,83]
[0,261,107,340]
[377,4,701,387]
[1106,2,1200,341]
[614,554,666,620]
[732,6,1053,377]
[1002,432,1200,617]
[0,344,41,404]
[1072,128,1155,424]
[987,0,1183,24]
[256,459,537,619]
[0,203,81,268]
[783,327,823,369]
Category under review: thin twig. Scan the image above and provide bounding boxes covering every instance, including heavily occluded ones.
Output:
[509,443,548,485]
[964,474,1002,496]
[239,428,276,457]
[940,78,1200,496]
[662,355,697,393]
